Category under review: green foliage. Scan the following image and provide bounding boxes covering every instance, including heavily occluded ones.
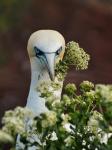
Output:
[80,81,94,93]
[0,39,112,150]
[64,83,77,97]
[65,42,90,70]
[1,82,112,150]
[55,41,90,79]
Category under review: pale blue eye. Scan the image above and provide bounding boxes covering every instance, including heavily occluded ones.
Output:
[34,47,44,57]
[56,46,62,56]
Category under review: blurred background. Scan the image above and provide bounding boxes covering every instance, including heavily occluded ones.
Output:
[0,0,112,121]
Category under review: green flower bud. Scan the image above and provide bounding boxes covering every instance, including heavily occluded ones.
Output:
[65,41,90,70]
[64,83,77,97]
[80,81,94,93]
[62,95,71,106]
[41,111,57,128]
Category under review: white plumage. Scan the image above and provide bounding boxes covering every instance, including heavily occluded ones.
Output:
[16,30,65,150]
[26,30,65,115]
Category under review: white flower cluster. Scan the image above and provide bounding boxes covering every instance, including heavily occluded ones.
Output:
[47,131,58,141]
[64,136,74,146]
[37,78,63,102]
[87,110,112,145]
[60,113,76,134]
[0,107,32,145]
[96,84,112,102]
[0,130,14,143]
[88,111,103,134]
[42,111,57,128]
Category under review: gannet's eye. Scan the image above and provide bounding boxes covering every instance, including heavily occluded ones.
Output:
[56,46,62,56]
[34,47,44,57]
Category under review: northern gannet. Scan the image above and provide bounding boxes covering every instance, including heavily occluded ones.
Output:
[26,30,65,115]
[16,30,65,150]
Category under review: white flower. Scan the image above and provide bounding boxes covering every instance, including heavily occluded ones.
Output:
[96,84,112,102]
[82,140,86,146]
[77,132,82,137]
[88,144,90,149]
[0,130,14,143]
[42,111,57,128]
[62,123,75,133]
[89,136,95,142]
[87,111,103,134]
[2,107,32,136]
[61,113,71,123]
[100,133,112,144]
[64,136,74,146]
[50,131,58,141]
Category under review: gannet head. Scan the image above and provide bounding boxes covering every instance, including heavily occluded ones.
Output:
[27,30,65,81]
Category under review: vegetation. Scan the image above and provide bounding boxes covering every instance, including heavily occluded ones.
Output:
[0,82,112,149]
[55,41,90,79]
[0,41,112,150]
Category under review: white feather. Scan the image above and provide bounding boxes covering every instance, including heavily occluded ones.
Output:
[16,30,65,150]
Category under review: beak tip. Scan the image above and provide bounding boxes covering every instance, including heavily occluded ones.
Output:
[50,74,55,81]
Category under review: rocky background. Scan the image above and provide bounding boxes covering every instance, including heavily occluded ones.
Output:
[0,0,112,121]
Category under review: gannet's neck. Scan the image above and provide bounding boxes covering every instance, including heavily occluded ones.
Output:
[26,57,49,115]
[26,57,64,116]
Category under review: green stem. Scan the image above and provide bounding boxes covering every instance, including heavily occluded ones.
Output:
[90,104,96,113]
[40,144,45,150]
[86,103,91,114]
[99,104,109,130]
[99,104,103,114]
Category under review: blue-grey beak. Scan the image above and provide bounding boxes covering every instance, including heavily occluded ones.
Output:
[44,53,55,81]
